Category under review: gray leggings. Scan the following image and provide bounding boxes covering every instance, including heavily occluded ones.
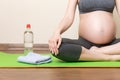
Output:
[52,37,120,62]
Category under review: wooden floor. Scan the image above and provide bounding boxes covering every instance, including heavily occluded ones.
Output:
[0,44,120,80]
[1,68,120,80]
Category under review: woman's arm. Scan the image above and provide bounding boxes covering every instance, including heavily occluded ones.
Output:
[54,0,78,34]
[49,0,78,54]
[115,0,120,17]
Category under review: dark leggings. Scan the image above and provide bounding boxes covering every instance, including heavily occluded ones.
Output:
[52,37,120,62]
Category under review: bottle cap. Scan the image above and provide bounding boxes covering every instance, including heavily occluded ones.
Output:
[26,24,31,28]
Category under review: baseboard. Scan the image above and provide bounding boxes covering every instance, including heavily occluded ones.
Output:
[0,44,49,53]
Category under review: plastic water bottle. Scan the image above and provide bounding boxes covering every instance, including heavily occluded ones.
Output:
[24,24,34,54]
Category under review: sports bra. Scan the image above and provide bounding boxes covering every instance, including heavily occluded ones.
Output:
[78,0,115,14]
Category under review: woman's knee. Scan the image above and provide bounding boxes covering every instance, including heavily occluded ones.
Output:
[52,43,82,62]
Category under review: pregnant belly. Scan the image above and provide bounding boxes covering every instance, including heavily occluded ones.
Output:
[79,11,116,44]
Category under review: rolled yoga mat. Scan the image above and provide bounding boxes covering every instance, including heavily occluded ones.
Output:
[0,52,120,68]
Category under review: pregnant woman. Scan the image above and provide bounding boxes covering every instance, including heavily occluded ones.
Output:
[48,0,120,61]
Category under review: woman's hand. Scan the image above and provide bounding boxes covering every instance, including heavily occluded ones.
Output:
[48,33,62,55]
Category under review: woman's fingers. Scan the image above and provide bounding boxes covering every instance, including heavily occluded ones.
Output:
[52,40,58,54]
[49,39,58,54]
[48,40,53,53]
[54,38,62,55]
[57,38,62,48]
[48,34,61,55]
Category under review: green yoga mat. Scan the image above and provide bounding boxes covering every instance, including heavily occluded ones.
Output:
[0,52,120,68]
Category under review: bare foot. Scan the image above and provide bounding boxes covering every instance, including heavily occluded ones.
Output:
[89,46,100,54]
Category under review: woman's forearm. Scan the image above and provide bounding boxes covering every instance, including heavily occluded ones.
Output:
[116,0,120,17]
[53,0,77,35]
[54,15,74,35]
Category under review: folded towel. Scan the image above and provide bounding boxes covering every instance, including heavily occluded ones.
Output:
[17,52,52,64]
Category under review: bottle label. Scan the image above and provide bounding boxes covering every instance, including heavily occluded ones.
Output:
[24,33,33,42]
[24,32,33,48]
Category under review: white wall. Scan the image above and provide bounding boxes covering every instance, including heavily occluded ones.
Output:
[0,0,119,44]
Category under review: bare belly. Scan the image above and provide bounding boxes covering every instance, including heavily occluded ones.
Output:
[79,11,116,44]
